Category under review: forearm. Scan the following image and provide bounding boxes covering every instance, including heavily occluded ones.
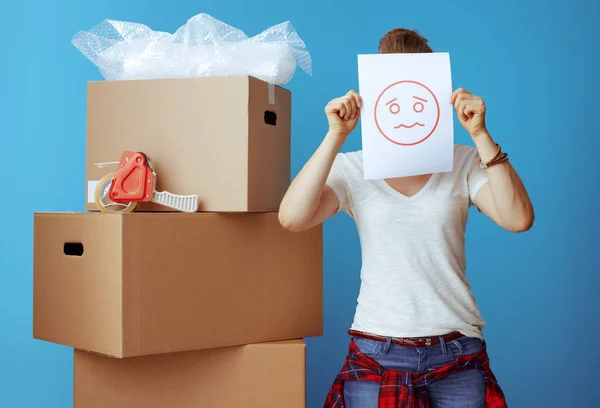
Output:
[473,132,534,230]
[279,132,344,228]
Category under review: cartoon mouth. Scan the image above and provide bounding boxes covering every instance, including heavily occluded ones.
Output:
[394,122,425,129]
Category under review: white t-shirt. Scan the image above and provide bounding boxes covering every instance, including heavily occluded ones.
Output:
[326,144,489,339]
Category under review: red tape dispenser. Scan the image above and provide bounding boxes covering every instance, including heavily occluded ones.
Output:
[94,151,199,213]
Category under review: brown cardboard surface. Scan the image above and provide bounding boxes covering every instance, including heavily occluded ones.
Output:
[33,213,124,357]
[74,340,306,408]
[85,76,291,212]
[33,212,322,358]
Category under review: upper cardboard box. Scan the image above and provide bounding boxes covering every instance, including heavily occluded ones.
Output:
[85,76,291,212]
[33,212,322,357]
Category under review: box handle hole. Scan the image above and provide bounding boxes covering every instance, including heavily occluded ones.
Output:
[64,242,84,257]
[264,111,277,126]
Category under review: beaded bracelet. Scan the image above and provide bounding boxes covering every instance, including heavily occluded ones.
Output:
[478,144,509,169]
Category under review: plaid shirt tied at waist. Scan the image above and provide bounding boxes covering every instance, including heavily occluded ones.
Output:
[324,338,508,408]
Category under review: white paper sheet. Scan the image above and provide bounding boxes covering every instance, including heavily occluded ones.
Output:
[358,52,454,179]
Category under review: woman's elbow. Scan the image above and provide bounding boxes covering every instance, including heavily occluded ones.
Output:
[506,210,535,233]
[278,211,306,233]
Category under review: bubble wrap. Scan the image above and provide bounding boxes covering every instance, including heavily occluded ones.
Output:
[72,13,312,85]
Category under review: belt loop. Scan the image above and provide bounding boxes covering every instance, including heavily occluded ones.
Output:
[381,337,392,355]
[439,336,448,356]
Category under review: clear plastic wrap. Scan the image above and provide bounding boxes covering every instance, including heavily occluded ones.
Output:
[72,13,312,85]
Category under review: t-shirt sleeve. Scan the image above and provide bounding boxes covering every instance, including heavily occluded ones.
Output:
[326,153,351,214]
[464,146,489,206]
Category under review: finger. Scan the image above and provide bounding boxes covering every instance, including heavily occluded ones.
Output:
[339,100,347,120]
[468,95,484,104]
[331,100,346,118]
[348,97,357,119]
[348,90,363,108]
[453,92,467,110]
[450,87,471,104]
[325,99,339,114]
[458,100,468,121]
[453,93,469,112]
[465,103,485,117]
[343,100,352,120]
[454,96,479,113]
[450,89,458,104]
[464,104,476,117]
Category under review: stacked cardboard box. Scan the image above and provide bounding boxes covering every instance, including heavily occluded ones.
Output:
[33,76,322,407]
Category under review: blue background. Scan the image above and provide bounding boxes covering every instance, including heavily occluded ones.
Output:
[1,0,598,406]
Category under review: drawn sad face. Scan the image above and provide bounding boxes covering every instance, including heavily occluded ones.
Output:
[374,80,440,146]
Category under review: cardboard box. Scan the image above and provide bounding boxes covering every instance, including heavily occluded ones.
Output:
[85,76,291,212]
[33,212,322,357]
[74,340,306,408]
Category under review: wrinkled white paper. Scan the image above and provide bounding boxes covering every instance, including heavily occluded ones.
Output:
[358,52,454,179]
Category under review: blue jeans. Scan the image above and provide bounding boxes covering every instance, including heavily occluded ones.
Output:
[343,334,486,408]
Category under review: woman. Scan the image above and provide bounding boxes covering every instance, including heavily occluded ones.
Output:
[279,28,534,408]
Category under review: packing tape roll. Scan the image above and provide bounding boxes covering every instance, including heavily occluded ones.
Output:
[268,83,275,104]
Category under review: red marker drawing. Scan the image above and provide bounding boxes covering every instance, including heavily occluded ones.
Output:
[374,80,440,146]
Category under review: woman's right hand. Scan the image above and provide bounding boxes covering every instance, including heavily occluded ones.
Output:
[325,90,362,139]
[279,91,361,232]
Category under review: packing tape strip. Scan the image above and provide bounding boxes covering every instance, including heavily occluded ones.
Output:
[268,83,275,104]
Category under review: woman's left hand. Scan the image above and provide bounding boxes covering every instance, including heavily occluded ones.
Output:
[450,88,488,138]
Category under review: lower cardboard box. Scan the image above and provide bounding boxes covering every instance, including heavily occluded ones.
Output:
[33,212,322,358]
[74,340,306,408]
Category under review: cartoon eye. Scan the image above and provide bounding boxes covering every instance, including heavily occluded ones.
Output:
[389,103,400,114]
[413,102,424,113]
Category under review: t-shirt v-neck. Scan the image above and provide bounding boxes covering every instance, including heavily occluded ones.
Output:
[378,173,437,201]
